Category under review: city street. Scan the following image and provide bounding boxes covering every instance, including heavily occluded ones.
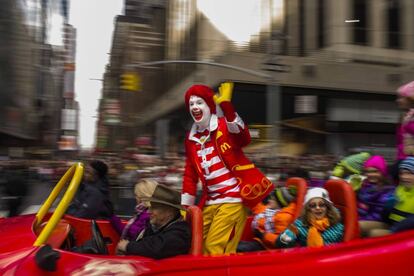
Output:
[1,179,136,218]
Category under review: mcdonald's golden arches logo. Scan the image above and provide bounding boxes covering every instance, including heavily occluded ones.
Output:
[220,142,231,153]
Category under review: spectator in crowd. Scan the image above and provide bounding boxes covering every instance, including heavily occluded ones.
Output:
[357,156,395,237]
[391,81,414,181]
[237,186,297,252]
[116,179,191,259]
[365,157,414,236]
[331,152,371,190]
[2,161,29,217]
[67,160,113,219]
[109,179,150,241]
[277,188,343,248]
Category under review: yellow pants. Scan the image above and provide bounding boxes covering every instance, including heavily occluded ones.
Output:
[203,203,247,255]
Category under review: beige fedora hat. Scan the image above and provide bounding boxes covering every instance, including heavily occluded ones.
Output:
[134,179,182,210]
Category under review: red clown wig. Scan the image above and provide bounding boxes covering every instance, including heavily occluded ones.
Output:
[184,85,216,114]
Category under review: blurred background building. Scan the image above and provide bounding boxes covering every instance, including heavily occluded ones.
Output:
[97,0,414,161]
[2,0,413,161]
[96,0,166,154]
[0,0,79,158]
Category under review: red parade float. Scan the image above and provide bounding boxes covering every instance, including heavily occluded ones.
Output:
[0,163,412,275]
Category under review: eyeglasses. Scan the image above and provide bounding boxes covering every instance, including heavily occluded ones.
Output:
[308,202,327,209]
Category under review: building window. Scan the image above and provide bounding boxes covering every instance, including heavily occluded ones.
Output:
[317,0,325,48]
[352,0,368,45]
[387,0,401,49]
[299,0,305,56]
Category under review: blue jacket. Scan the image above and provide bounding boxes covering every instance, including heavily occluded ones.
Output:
[357,182,395,221]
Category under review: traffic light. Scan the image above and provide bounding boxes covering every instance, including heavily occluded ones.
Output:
[120,72,141,91]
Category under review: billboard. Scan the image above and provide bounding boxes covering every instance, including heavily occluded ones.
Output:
[103,99,121,125]
[61,108,77,130]
[58,135,78,151]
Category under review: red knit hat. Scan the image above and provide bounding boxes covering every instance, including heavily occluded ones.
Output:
[184,85,216,114]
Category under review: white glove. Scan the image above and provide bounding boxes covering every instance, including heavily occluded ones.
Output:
[280,232,292,244]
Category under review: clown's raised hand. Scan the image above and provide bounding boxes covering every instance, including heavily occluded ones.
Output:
[214,82,237,122]
[214,82,234,104]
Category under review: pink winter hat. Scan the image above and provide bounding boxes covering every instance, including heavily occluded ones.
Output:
[363,155,388,176]
[397,81,414,98]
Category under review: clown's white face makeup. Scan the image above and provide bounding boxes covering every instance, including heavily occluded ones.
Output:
[189,95,211,130]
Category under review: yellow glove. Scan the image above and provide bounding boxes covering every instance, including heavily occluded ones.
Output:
[332,165,344,178]
[347,174,366,191]
[213,82,234,104]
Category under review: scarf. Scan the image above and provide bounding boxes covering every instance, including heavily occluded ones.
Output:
[307,217,330,247]
[121,203,148,239]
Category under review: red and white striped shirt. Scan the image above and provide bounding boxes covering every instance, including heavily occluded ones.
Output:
[181,113,247,206]
[192,130,241,205]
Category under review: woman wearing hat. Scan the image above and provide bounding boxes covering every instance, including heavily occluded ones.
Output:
[237,187,297,252]
[277,188,344,248]
[116,179,191,259]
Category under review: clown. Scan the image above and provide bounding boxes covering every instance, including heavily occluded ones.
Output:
[181,82,273,255]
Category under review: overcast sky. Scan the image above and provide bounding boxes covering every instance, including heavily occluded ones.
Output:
[69,0,123,149]
[68,0,265,149]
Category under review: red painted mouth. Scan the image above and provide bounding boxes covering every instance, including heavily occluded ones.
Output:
[192,109,203,121]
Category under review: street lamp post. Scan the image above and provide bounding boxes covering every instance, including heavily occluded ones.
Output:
[266,81,281,153]
[264,31,289,154]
